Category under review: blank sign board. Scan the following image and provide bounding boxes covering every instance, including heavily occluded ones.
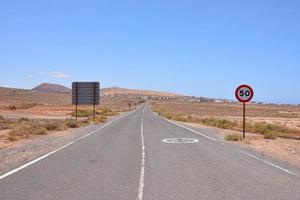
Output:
[72,82,100,105]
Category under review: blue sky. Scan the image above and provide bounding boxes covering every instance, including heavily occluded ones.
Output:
[0,0,300,104]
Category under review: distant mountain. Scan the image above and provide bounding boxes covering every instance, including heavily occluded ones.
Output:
[32,83,71,93]
[101,87,179,97]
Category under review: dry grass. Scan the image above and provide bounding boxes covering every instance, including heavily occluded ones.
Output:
[225,134,241,141]
[93,115,107,123]
[152,101,300,118]
[70,107,119,118]
[201,118,238,129]
[0,116,13,130]
[8,122,48,141]
[65,119,80,128]
[0,86,142,114]
[0,87,144,144]
[6,118,92,142]
[43,121,67,131]
[1,106,124,142]
[152,104,300,140]
[69,107,119,125]
[98,108,119,117]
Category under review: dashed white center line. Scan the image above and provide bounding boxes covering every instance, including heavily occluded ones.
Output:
[138,112,146,200]
[0,107,142,181]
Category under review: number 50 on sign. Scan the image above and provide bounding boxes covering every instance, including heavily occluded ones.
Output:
[235,85,254,103]
[235,84,254,139]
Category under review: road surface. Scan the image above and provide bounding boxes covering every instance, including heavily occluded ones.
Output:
[1,103,300,200]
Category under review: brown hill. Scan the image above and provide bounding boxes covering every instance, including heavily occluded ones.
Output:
[101,87,179,97]
[0,85,179,109]
[32,83,71,93]
[0,86,71,108]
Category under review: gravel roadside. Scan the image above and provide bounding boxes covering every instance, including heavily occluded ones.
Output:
[0,113,126,176]
[178,121,300,174]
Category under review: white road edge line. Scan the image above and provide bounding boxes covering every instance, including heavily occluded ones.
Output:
[138,107,146,200]
[152,107,299,178]
[240,150,299,178]
[164,118,217,142]
[0,107,142,181]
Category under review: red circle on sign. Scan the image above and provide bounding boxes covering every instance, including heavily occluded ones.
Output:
[235,84,254,103]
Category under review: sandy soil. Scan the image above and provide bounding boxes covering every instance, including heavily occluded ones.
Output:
[0,113,126,175]
[0,125,98,175]
[152,101,300,139]
[183,122,300,167]
[153,101,300,118]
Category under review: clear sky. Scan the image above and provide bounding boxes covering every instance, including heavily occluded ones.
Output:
[0,0,299,104]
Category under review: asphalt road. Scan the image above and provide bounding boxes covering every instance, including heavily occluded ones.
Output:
[1,103,300,200]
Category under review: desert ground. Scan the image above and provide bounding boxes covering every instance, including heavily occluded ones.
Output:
[151,99,300,166]
[1,85,300,167]
[0,86,145,150]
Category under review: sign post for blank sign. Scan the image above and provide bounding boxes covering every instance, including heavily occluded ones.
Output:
[235,84,254,139]
[72,82,100,121]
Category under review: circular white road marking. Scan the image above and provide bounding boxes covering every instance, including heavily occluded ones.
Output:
[162,138,199,144]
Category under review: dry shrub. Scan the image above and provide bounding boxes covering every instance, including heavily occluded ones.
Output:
[8,121,48,141]
[65,119,79,128]
[249,122,292,139]
[173,115,188,122]
[93,115,107,123]
[8,105,16,110]
[70,109,94,117]
[263,131,278,139]
[18,117,30,122]
[0,117,12,130]
[151,103,300,140]
[32,127,48,135]
[98,108,118,117]
[201,118,238,129]
[70,107,118,118]
[18,103,38,109]
[44,121,67,131]
[225,134,241,141]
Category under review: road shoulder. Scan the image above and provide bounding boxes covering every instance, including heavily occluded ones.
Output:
[173,120,300,174]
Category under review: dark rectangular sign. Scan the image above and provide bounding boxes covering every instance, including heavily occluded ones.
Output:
[72,82,100,105]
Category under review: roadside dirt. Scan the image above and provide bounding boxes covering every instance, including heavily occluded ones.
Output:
[0,116,119,175]
[182,122,300,167]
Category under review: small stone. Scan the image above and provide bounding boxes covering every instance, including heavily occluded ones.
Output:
[292,151,296,154]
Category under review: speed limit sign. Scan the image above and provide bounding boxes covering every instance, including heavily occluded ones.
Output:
[235,84,254,139]
[235,85,254,103]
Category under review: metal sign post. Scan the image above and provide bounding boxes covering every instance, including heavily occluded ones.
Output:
[243,102,246,139]
[93,82,96,121]
[72,82,100,122]
[75,82,78,120]
[235,84,254,139]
